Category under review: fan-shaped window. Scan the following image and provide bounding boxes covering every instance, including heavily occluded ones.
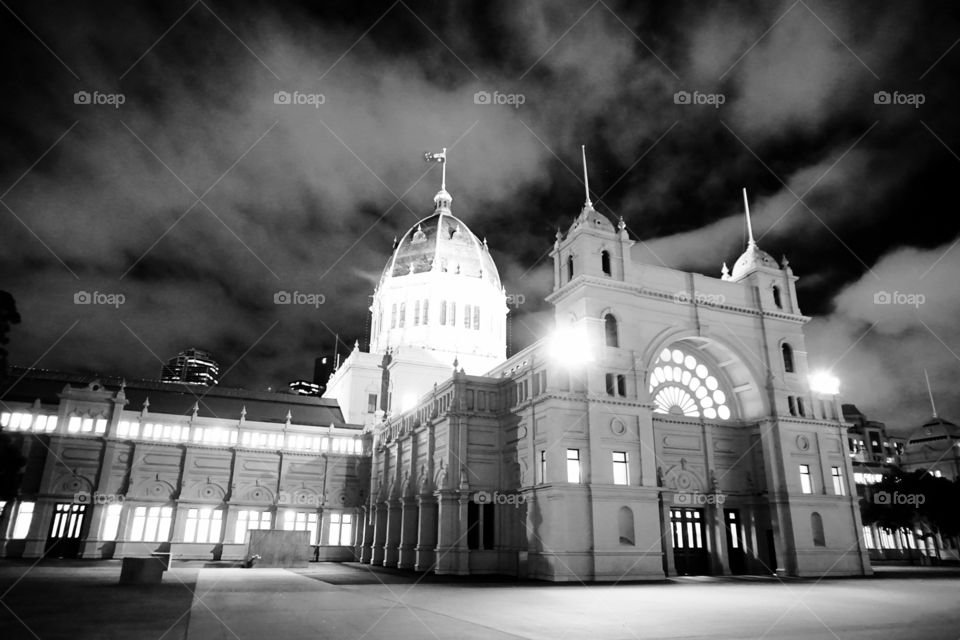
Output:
[567,255,574,281]
[772,285,783,309]
[782,343,795,373]
[649,347,732,420]
[811,512,825,547]
[618,506,635,546]
[604,314,619,347]
[601,250,611,276]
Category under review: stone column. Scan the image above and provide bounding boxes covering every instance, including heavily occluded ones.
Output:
[414,494,438,571]
[371,502,387,565]
[706,499,729,575]
[383,499,402,567]
[660,496,677,577]
[434,490,467,575]
[398,497,419,569]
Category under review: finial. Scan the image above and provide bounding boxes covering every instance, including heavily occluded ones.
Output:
[742,187,756,247]
[924,369,938,419]
[781,255,790,268]
[285,410,292,425]
[240,405,247,424]
[453,356,459,371]
[582,145,592,208]
[191,401,199,419]
[353,339,359,351]
[618,216,626,232]
[120,379,126,392]
[721,262,730,280]
[555,227,562,240]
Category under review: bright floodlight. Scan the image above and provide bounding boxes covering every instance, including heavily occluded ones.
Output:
[809,371,840,395]
[547,324,593,366]
[400,392,418,413]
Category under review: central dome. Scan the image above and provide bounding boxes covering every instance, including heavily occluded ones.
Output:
[380,211,501,290]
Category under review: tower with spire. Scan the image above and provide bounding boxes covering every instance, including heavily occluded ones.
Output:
[723,189,802,316]
[550,145,633,291]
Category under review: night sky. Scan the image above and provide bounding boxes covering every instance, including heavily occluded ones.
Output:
[2,1,959,434]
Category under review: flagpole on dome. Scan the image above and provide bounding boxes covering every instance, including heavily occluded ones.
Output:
[742,187,756,248]
[424,148,451,212]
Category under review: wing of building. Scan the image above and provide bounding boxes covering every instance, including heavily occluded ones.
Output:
[0,155,872,580]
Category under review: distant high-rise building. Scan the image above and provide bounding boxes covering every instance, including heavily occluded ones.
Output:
[161,348,220,385]
[288,379,321,396]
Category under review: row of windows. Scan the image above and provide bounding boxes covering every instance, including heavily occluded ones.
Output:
[799,464,846,496]
[115,420,363,453]
[4,501,353,547]
[536,449,631,485]
[565,250,614,281]
[1,412,58,432]
[388,300,481,330]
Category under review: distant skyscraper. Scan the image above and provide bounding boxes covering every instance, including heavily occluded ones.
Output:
[161,348,220,385]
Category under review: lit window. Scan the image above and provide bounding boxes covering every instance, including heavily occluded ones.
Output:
[0,412,8,426]
[464,304,472,329]
[183,508,223,544]
[566,448,581,483]
[612,452,629,485]
[449,302,456,326]
[68,416,82,433]
[234,510,271,544]
[328,512,353,546]
[473,306,479,330]
[799,464,813,494]
[440,300,447,325]
[649,348,731,420]
[831,467,845,496]
[129,506,173,542]
[283,511,319,544]
[399,302,405,328]
[12,502,35,539]
[101,504,123,541]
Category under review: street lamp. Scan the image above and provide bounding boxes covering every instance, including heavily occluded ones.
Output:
[546,324,593,367]
[809,370,840,396]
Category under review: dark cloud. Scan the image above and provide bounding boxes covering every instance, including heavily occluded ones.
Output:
[2,0,960,431]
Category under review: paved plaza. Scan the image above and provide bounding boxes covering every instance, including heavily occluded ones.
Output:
[2,562,959,639]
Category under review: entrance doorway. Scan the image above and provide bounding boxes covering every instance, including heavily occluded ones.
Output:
[45,503,87,558]
[725,509,746,575]
[671,508,709,575]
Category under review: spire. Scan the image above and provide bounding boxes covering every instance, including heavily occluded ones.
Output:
[425,148,451,212]
[581,145,592,209]
[742,187,756,248]
[924,368,938,419]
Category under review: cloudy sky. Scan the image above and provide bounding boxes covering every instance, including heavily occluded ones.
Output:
[1,0,958,434]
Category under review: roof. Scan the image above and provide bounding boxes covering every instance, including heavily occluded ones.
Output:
[379,210,501,290]
[905,416,960,447]
[1,367,350,428]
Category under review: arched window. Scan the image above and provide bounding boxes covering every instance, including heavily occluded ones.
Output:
[811,512,825,547]
[601,250,611,276]
[782,343,795,373]
[772,285,783,309]
[618,506,635,546]
[648,347,732,421]
[567,255,574,281]
[604,314,618,348]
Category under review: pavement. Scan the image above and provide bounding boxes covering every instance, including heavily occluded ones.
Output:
[3,561,960,639]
